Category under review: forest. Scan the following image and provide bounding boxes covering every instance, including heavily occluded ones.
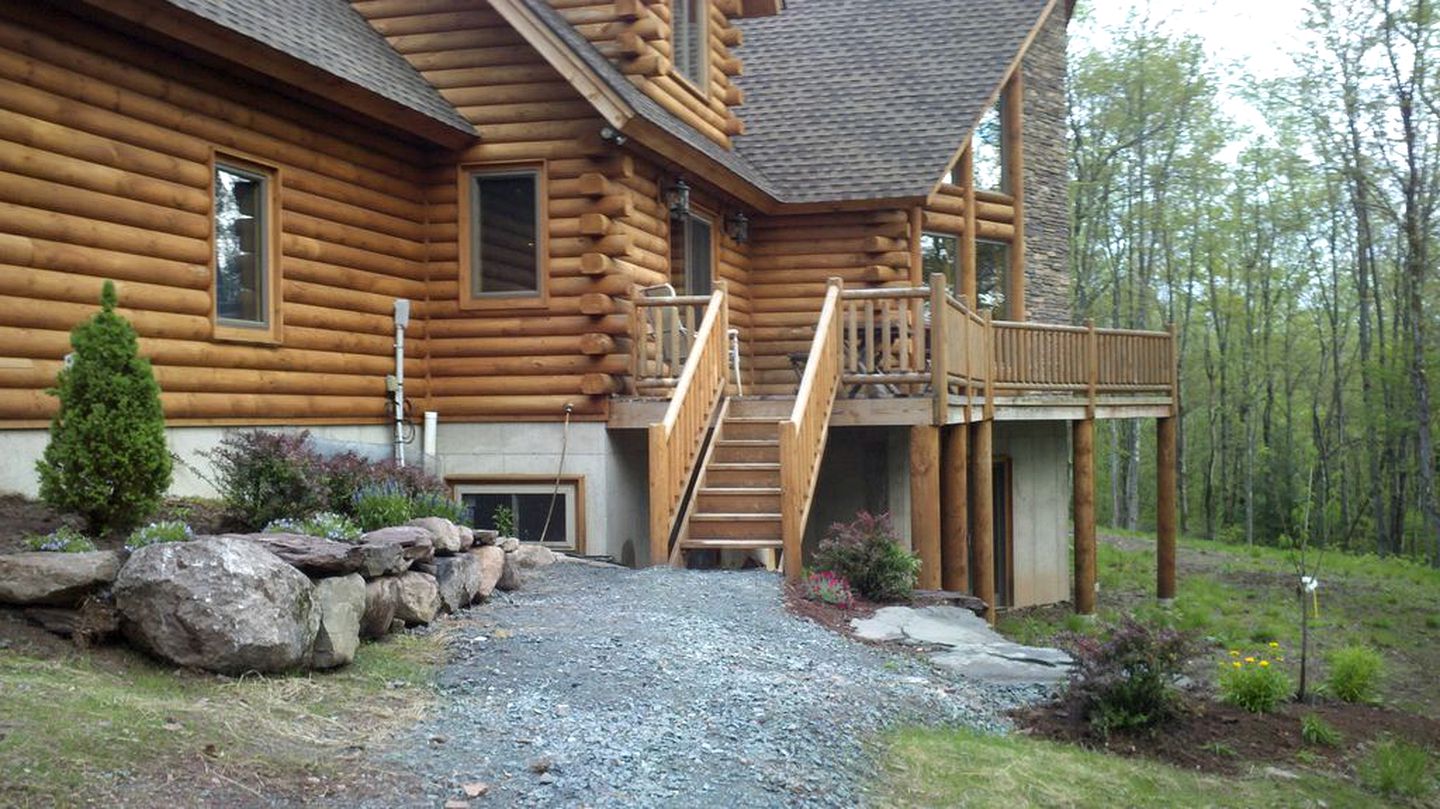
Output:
[1069,0,1440,564]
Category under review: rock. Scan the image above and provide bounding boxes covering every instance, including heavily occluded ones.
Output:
[393,571,440,625]
[499,537,520,553]
[472,529,499,547]
[359,526,434,564]
[472,546,504,601]
[411,560,438,576]
[496,551,522,592]
[852,606,1073,685]
[462,782,490,798]
[23,607,78,636]
[26,595,120,645]
[389,618,405,634]
[114,537,318,674]
[311,574,365,669]
[407,517,464,555]
[511,544,556,569]
[0,551,121,607]
[226,533,406,579]
[434,553,482,613]
[360,577,400,639]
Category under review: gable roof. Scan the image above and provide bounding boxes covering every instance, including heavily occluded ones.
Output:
[732,0,1055,203]
[129,0,475,141]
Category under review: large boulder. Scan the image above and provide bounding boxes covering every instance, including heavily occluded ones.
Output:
[226,533,406,579]
[113,537,319,674]
[434,553,482,613]
[408,517,468,555]
[393,571,440,626]
[472,546,504,601]
[511,544,557,569]
[0,551,121,607]
[310,574,365,669]
[361,577,400,639]
[359,526,434,564]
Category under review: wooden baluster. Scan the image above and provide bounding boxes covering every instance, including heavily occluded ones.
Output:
[847,300,858,375]
[865,299,875,376]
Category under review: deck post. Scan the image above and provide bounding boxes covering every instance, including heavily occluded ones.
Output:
[910,425,942,590]
[941,423,969,592]
[1157,415,1178,602]
[970,418,995,623]
[1072,418,1096,614]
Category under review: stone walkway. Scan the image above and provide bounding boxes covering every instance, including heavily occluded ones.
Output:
[851,605,1073,684]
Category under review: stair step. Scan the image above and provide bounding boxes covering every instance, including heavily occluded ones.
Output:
[705,462,781,487]
[699,487,782,495]
[696,487,782,513]
[712,439,779,464]
[688,512,782,538]
[722,418,781,440]
[728,397,795,417]
[680,537,783,550]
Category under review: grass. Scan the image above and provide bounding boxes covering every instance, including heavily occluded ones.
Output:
[1357,737,1436,799]
[0,631,447,805]
[874,727,1379,808]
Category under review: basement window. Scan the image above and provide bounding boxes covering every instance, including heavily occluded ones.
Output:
[670,211,714,295]
[457,482,579,549]
[213,155,281,342]
[673,0,709,88]
[459,166,546,309]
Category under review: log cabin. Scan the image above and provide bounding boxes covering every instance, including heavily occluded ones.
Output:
[0,0,1177,620]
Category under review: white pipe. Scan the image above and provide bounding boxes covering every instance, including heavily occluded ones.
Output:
[423,411,438,471]
[393,299,411,465]
[728,327,743,396]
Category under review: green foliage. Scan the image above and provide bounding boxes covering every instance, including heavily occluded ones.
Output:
[813,511,920,602]
[1059,619,1193,737]
[800,570,854,607]
[208,430,327,530]
[492,504,516,538]
[352,483,414,532]
[408,492,467,525]
[36,281,171,535]
[1217,646,1293,713]
[263,512,361,543]
[125,520,193,549]
[1426,614,1440,630]
[24,526,97,553]
[1299,713,1341,747]
[1325,645,1384,703]
[1358,737,1435,799]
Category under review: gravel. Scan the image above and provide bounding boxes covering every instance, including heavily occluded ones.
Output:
[372,562,1054,808]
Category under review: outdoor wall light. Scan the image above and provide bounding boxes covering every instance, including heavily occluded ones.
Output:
[725,211,750,244]
[599,125,627,146]
[666,178,691,219]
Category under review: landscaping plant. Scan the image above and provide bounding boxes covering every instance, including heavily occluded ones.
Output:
[1359,737,1435,799]
[492,504,517,538]
[1059,619,1193,737]
[1218,644,1293,713]
[408,491,468,525]
[264,512,362,543]
[353,483,414,532]
[36,281,171,535]
[1299,713,1341,747]
[801,570,855,607]
[24,526,98,553]
[1325,645,1384,703]
[207,430,327,530]
[813,511,920,602]
[125,520,194,549]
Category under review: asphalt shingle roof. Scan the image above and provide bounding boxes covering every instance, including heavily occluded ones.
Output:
[160,0,474,135]
[732,0,1052,203]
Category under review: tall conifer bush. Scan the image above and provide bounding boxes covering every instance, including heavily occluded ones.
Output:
[37,281,171,534]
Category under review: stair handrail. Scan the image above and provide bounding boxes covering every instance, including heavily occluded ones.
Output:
[778,278,844,580]
[648,283,729,564]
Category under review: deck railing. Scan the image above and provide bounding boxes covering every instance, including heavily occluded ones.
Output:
[779,279,843,580]
[632,292,713,393]
[648,286,729,564]
[991,322,1173,395]
[839,286,932,391]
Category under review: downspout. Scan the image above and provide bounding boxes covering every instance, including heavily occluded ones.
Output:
[392,298,411,465]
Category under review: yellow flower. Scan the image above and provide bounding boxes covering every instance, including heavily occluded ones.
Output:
[1230,650,1241,657]
[1245,657,1256,663]
[1268,641,1280,648]
[1232,661,1242,668]
[1260,660,1270,667]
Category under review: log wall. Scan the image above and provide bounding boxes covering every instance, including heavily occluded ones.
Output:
[0,5,434,426]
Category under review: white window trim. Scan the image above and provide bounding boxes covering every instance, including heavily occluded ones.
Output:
[456,482,578,549]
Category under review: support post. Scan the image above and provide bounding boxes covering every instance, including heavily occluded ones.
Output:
[941,423,970,592]
[1157,416,1178,602]
[970,419,995,623]
[1073,418,1096,614]
[910,425,942,590]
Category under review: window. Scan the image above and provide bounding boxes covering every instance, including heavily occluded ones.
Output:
[457,482,579,549]
[670,212,714,295]
[973,98,1005,191]
[673,0,708,88]
[976,239,1010,318]
[921,232,960,290]
[459,166,545,308]
[214,156,279,341]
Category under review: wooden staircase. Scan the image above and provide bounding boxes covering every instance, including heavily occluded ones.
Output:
[675,397,792,562]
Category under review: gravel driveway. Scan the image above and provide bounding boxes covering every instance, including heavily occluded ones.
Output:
[376,561,1050,808]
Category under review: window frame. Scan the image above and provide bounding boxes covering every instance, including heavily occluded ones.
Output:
[457,162,549,311]
[450,476,586,551]
[671,0,710,93]
[670,208,717,296]
[211,151,282,344]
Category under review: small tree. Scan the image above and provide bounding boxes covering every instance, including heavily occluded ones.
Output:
[36,281,170,535]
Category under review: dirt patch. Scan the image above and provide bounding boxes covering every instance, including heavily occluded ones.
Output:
[0,494,228,553]
[1017,693,1440,776]
[782,582,989,656]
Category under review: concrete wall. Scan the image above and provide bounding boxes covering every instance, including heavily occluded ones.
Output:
[994,420,1071,607]
[803,427,908,561]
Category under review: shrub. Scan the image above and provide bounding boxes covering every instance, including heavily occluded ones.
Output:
[801,570,854,607]
[264,512,361,543]
[813,511,920,602]
[1326,645,1384,704]
[1359,737,1434,799]
[1218,645,1293,713]
[126,520,194,549]
[36,281,171,535]
[1059,619,1193,737]
[409,491,467,525]
[25,526,97,553]
[353,483,414,531]
[1300,713,1341,747]
[207,430,327,530]
[492,504,517,537]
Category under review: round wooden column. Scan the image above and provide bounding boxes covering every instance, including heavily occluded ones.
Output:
[1072,418,1096,614]
[941,423,970,592]
[910,425,942,590]
[970,419,995,624]
[1157,416,1178,602]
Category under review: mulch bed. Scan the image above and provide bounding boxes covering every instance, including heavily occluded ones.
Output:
[1016,692,1440,776]
[0,495,228,554]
